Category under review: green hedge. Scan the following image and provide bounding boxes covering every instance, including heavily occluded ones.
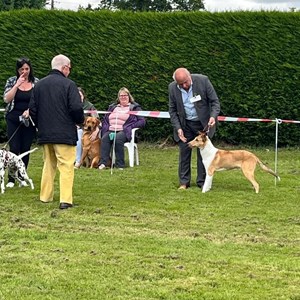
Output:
[1,10,300,146]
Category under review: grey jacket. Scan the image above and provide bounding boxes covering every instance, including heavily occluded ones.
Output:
[168,74,220,141]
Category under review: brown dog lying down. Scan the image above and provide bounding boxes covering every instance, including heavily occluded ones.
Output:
[188,131,280,193]
[78,116,101,168]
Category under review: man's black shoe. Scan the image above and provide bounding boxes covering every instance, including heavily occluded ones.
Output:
[59,202,73,210]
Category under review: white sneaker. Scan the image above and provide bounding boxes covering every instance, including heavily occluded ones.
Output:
[74,162,81,169]
[6,182,15,188]
[98,164,106,170]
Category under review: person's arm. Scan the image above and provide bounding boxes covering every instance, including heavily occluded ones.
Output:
[28,88,38,126]
[206,77,220,122]
[84,101,99,119]
[90,104,99,119]
[4,74,26,103]
[89,104,101,141]
[89,126,100,141]
[168,83,187,142]
[132,104,146,128]
[168,84,182,132]
[68,83,85,125]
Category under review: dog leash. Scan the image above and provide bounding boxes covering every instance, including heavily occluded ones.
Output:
[202,124,211,134]
[3,115,36,150]
[3,122,23,150]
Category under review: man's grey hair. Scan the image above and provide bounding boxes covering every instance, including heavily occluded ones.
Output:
[172,67,190,81]
[51,54,70,70]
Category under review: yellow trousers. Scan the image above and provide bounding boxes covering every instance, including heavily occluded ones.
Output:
[40,144,75,204]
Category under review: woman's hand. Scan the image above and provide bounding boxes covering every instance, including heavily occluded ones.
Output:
[89,127,100,141]
[16,73,26,87]
[22,109,29,118]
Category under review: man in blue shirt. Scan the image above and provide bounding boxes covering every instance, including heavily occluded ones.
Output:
[168,67,220,190]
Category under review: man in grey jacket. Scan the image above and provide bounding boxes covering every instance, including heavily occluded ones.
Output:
[29,54,84,209]
[168,67,220,190]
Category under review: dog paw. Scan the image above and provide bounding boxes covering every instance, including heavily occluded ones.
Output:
[202,187,211,193]
[19,181,29,187]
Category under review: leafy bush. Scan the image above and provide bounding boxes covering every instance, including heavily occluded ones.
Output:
[0,10,299,146]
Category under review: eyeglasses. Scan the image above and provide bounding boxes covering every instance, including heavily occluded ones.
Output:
[64,65,72,71]
[17,58,30,64]
[119,94,129,98]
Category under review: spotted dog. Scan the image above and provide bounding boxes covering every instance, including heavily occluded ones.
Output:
[188,132,280,193]
[0,147,38,194]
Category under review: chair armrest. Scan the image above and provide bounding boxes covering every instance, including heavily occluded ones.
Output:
[131,128,140,143]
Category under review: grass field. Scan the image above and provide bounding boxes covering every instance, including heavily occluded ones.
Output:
[0,143,299,300]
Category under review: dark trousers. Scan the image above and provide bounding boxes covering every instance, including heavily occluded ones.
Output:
[6,118,36,183]
[100,131,128,168]
[178,120,206,187]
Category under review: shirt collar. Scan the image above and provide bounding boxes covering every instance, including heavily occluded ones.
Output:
[176,79,193,93]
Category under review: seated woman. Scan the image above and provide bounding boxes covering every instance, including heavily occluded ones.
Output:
[98,87,146,170]
[74,87,100,168]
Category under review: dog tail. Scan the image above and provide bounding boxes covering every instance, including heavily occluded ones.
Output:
[18,147,38,160]
[258,160,281,181]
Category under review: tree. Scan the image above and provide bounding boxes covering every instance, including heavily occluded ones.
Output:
[0,0,47,11]
[173,0,204,11]
[90,0,205,12]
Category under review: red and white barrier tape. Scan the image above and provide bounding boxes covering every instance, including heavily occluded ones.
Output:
[85,110,300,124]
[217,116,300,124]
[1,108,299,124]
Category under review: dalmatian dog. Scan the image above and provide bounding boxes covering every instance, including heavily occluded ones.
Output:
[0,147,38,194]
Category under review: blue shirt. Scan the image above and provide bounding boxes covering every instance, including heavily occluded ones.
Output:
[177,82,199,121]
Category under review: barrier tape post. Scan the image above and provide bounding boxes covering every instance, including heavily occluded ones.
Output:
[110,112,119,175]
[275,119,282,186]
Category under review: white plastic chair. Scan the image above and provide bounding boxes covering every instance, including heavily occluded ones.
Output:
[112,128,139,167]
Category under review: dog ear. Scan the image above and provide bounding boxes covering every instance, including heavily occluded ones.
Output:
[96,118,100,127]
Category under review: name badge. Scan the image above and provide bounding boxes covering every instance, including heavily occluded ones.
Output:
[190,95,201,103]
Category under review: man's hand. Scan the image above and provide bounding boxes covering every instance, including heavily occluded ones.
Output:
[178,128,187,143]
[208,117,216,127]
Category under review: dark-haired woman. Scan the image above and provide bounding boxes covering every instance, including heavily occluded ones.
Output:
[3,57,39,188]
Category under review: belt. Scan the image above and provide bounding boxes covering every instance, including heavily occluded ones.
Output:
[186,119,200,122]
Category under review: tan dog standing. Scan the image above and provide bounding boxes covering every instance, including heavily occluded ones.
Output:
[78,116,101,168]
[188,131,280,193]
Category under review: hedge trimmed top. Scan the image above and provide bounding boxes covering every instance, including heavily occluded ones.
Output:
[1,10,299,145]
